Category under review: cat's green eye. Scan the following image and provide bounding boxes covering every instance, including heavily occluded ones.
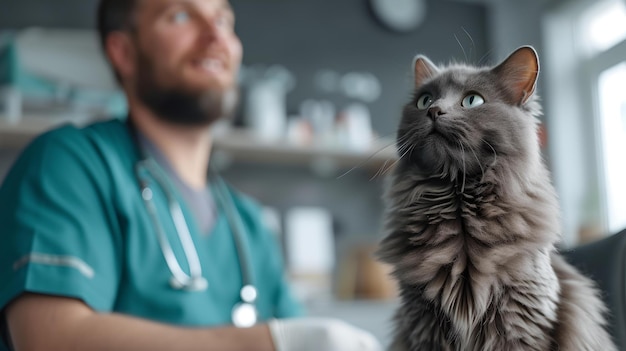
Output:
[462,94,484,108]
[416,93,433,110]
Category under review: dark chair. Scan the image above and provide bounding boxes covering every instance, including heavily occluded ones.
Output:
[561,228,626,350]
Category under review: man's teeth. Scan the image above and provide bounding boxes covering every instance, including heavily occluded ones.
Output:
[201,59,223,71]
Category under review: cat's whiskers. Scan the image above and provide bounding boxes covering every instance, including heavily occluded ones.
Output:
[381,141,415,178]
[370,159,390,181]
[461,27,475,63]
[336,132,405,179]
[454,34,468,63]
[481,138,498,168]
[371,130,404,144]
[369,133,416,180]
[458,140,467,194]
[389,143,413,169]
[477,48,495,67]
[395,131,414,154]
[468,143,486,182]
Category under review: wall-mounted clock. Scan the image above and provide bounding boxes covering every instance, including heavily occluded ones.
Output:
[368,0,426,33]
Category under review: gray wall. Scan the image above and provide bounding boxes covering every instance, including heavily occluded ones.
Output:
[0,0,97,28]
[0,0,489,137]
[231,0,488,136]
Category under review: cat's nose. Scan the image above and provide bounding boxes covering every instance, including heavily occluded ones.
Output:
[427,106,445,120]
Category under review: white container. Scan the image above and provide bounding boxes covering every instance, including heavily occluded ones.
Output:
[245,79,287,140]
[0,86,22,124]
[285,207,335,302]
[342,103,373,151]
[243,65,295,141]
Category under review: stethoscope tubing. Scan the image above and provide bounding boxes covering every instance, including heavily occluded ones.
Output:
[211,174,254,290]
[137,159,208,291]
[129,119,258,326]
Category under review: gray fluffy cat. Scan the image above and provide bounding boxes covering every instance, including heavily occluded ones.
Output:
[376,46,616,351]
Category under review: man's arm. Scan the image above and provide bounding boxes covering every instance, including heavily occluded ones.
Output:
[6,293,275,351]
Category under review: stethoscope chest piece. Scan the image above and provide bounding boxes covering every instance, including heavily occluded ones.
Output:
[232,284,258,328]
[232,302,258,328]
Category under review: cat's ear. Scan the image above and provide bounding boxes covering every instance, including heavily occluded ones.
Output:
[413,55,439,87]
[492,46,539,105]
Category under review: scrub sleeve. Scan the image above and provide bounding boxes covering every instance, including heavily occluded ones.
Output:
[0,127,121,318]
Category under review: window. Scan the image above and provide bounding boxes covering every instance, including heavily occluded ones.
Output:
[544,0,626,245]
[580,0,626,55]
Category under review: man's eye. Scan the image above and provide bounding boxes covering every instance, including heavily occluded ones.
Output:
[172,10,190,24]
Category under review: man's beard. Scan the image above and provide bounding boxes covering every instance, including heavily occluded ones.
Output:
[134,49,238,127]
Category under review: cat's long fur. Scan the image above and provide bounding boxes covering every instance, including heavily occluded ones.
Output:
[377,46,616,351]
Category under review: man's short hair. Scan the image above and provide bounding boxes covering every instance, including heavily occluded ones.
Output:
[97,0,139,82]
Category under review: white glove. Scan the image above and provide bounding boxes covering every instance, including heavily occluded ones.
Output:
[268,317,382,351]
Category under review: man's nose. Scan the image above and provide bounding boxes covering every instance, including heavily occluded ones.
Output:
[197,16,230,44]
[427,106,445,120]
[199,20,221,41]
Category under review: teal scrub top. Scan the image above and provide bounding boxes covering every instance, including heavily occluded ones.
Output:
[0,119,303,349]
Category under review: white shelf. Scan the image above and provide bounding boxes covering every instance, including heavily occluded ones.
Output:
[212,129,397,171]
[0,116,398,171]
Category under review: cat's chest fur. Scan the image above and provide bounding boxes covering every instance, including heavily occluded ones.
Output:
[386,172,561,346]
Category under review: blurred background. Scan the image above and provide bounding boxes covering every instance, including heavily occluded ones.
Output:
[0,0,625,344]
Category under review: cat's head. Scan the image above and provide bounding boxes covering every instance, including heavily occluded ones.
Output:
[397,46,542,179]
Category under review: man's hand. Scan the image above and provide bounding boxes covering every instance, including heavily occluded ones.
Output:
[268,317,382,351]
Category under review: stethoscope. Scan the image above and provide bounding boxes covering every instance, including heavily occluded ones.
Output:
[129,121,258,328]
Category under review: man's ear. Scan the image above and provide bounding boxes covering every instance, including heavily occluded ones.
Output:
[105,32,136,83]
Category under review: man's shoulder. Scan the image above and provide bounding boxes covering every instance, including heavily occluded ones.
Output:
[21,118,129,162]
[34,117,127,149]
[4,118,131,184]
